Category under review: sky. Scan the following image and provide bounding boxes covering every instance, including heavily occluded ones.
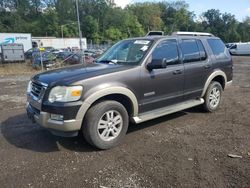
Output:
[114,0,250,21]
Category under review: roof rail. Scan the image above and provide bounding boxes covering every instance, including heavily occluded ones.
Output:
[146,31,164,36]
[172,31,214,37]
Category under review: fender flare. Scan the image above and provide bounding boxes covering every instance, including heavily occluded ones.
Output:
[75,86,139,122]
[201,70,227,97]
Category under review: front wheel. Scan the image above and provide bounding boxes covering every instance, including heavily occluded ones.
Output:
[203,81,223,112]
[82,100,129,149]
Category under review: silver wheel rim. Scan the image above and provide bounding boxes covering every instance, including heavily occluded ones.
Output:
[209,87,220,108]
[97,110,123,141]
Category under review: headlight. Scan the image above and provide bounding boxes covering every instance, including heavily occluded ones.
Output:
[48,86,83,103]
[27,81,32,93]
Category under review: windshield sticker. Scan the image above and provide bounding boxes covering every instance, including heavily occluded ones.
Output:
[140,45,149,51]
[134,40,150,45]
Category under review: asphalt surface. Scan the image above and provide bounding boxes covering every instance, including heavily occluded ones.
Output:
[0,57,250,187]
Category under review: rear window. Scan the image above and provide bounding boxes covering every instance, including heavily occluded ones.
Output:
[207,39,230,59]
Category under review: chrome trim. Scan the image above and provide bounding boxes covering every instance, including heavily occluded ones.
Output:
[30,80,48,101]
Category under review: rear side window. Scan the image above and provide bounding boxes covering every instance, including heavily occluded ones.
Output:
[207,39,230,59]
[180,39,200,63]
[152,40,179,65]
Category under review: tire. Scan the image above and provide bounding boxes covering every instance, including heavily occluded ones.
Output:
[203,81,223,112]
[82,100,129,149]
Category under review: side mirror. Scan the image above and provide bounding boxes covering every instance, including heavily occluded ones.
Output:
[147,59,167,71]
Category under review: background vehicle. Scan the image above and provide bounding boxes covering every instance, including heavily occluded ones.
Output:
[32,52,57,68]
[24,48,40,59]
[56,51,73,60]
[0,43,25,62]
[0,33,32,53]
[64,53,94,65]
[32,37,87,50]
[27,32,233,149]
[229,42,250,55]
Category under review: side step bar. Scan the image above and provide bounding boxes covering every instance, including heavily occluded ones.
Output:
[132,98,204,124]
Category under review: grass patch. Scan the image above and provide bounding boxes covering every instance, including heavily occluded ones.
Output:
[0,61,39,75]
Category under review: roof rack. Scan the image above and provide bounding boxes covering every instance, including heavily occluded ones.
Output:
[172,31,214,37]
[146,31,164,36]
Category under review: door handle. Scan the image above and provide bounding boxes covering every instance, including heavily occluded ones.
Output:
[204,64,211,69]
[173,70,182,75]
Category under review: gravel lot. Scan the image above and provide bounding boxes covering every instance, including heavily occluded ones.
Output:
[0,57,250,188]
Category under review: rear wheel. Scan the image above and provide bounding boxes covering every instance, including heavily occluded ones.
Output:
[82,100,129,149]
[203,81,223,112]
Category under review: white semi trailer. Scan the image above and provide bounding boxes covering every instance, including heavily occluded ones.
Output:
[32,37,87,50]
[0,33,32,53]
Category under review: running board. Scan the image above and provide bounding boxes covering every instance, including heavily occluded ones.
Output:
[132,98,204,124]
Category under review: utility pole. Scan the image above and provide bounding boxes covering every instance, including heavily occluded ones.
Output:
[76,0,85,65]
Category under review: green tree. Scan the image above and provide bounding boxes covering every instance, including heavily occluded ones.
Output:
[128,2,164,31]
[237,17,250,42]
[105,27,123,41]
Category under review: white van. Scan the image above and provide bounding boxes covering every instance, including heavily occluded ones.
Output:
[229,42,250,55]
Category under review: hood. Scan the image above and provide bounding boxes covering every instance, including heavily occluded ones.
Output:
[32,63,134,86]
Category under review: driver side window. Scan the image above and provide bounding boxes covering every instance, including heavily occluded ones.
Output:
[152,40,179,65]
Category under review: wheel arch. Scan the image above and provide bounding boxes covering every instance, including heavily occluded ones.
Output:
[201,70,227,97]
[75,87,139,123]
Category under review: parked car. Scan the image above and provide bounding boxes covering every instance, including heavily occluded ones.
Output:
[229,42,250,55]
[24,48,39,59]
[27,32,233,149]
[56,51,73,60]
[32,52,57,68]
[42,47,55,52]
[51,49,63,55]
[85,49,104,58]
[64,53,94,65]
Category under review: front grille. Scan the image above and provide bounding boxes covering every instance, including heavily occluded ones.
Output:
[29,104,40,116]
[31,81,45,98]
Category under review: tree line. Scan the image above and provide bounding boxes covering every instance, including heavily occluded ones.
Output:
[0,0,250,43]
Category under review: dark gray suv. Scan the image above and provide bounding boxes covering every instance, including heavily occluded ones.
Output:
[27,32,233,149]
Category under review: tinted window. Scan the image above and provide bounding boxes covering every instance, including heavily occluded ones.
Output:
[197,40,207,60]
[207,39,230,59]
[152,40,179,65]
[181,39,200,63]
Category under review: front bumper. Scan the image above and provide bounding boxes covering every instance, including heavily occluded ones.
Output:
[26,103,82,136]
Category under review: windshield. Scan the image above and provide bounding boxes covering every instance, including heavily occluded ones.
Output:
[97,39,153,65]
